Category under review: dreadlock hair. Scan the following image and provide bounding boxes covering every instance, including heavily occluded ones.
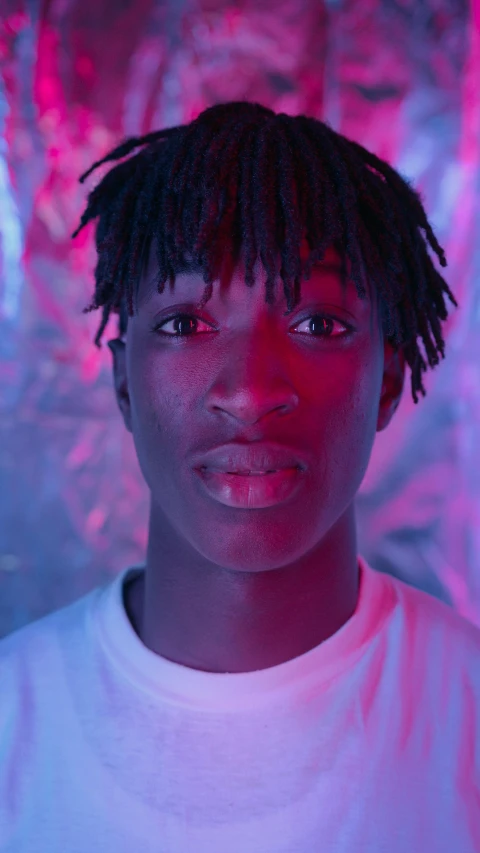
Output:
[72,100,458,404]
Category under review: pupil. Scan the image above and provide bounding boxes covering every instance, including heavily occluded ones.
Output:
[175,316,196,335]
[311,316,332,335]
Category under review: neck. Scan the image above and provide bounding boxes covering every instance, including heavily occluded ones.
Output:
[124,508,360,674]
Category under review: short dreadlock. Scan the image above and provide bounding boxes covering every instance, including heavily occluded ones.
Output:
[73,100,457,404]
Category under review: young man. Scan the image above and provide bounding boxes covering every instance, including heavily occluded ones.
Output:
[0,101,478,852]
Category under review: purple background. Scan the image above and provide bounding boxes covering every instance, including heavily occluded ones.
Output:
[0,0,479,636]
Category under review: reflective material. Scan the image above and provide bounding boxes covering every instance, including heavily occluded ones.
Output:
[0,0,478,635]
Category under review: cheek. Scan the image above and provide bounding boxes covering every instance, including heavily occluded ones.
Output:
[318,353,381,497]
[130,336,191,419]
[127,352,194,491]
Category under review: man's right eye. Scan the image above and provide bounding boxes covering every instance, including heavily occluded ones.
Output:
[151,313,215,337]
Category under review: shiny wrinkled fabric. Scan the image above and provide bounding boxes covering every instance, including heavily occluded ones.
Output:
[0,0,478,636]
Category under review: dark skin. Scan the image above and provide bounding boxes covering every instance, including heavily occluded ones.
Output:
[108,240,405,674]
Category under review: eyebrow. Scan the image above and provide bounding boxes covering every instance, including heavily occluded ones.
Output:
[138,258,202,306]
[139,258,349,307]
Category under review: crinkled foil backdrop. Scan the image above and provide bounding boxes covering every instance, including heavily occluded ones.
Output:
[0,0,479,636]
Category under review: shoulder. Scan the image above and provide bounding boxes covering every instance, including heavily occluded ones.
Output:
[0,585,107,758]
[0,584,102,687]
[391,570,480,633]
[382,568,480,671]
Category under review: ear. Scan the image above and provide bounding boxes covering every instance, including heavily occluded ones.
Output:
[107,338,133,433]
[376,340,406,432]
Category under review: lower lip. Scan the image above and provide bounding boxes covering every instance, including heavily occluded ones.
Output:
[194,467,304,509]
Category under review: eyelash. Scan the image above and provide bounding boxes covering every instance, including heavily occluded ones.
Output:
[151,312,353,340]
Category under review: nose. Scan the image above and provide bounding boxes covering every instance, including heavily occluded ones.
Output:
[205,333,299,425]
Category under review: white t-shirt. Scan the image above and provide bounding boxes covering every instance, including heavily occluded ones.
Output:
[0,556,479,852]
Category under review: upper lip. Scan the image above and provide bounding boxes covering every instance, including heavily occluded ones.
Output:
[192,442,308,474]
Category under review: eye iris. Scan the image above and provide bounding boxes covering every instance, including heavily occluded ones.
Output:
[174,315,197,336]
[310,316,333,335]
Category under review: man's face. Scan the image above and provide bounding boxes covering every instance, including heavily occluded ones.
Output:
[110,241,404,573]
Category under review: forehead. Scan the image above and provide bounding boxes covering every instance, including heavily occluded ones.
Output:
[136,240,375,311]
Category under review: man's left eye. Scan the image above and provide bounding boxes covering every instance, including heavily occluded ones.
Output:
[292,315,350,337]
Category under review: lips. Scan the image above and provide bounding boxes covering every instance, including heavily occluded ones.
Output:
[194,466,304,509]
[191,442,308,475]
[222,469,280,475]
